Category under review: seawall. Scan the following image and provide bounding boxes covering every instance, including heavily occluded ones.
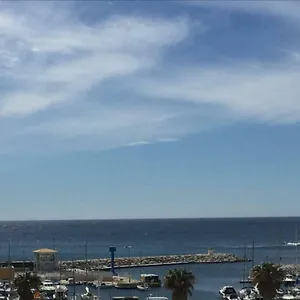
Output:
[60,253,247,271]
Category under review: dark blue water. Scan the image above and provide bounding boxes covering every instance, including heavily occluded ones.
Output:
[1,217,300,300]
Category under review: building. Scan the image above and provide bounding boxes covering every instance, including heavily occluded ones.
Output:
[0,266,15,280]
[33,248,58,272]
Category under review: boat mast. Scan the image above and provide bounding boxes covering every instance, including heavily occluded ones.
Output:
[251,240,255,269]
[241,244,247,286]
[296,224,298,265]
[72,254,76,300]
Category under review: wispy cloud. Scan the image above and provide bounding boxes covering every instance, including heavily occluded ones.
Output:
[0,1,192,152]
[1,0,300,153]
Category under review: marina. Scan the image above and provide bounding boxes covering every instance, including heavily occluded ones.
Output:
[1,218,300,300]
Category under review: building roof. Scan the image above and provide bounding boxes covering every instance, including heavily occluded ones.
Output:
[33,248,57,253]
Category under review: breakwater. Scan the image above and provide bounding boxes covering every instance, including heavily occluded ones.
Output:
[60,253,246,271]
[281,264,300,275]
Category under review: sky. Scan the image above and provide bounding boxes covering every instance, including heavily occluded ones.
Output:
[1,1,300,220]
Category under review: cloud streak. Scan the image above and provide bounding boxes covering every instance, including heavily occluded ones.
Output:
[0,2,193,152]
[1,1,300,153]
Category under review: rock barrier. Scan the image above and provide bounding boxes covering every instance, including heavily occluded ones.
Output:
[60,253,246,271]
[280,264,300,275]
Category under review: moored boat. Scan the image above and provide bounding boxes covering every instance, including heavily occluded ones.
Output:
[219,286,238,299]
[136,283,149,291]
[140,274,161,288]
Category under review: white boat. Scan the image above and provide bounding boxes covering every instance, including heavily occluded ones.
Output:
[282,294,298,300]
[239,287,256,299]
[53,285,68,300]
[137,284,149,291]
[144,297,168,300]
[40,279,56,299]
[40,280,56,292]
[226,295,240,300]
[114,281,138,289]
[93,281,113,289]
[219,286,238,299]
[80,287,98,300]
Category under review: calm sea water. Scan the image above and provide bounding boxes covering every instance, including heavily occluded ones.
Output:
[1,217,300,300]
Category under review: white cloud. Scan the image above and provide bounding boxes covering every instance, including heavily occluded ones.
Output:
[135,63,300,124]
[1,0,300,154]
[0,3,189,117]
[0,2,195,152]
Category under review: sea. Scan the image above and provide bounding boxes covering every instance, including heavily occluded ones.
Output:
[1,217,300,300]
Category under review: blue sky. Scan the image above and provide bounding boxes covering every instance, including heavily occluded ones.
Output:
[1,1,300,220]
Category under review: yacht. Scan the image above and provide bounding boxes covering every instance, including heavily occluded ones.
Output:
[239,287,257,299]
[140,274,161,288]
[219,286,238,299]
[53,285,68,300]
[40,280,56,299]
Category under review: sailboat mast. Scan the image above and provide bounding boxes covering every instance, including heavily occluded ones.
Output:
[251,240,255,269]
[296,225,298,265]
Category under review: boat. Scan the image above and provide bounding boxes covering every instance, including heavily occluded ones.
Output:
[219,286,238,299]
[226,295,240,300]
[93,281,113,289]
[282,294,297,300]
[80,287,98,300]
[40,280,56,299]
[137,283,149,291]
[112,297,139,300]
[239,287,257,299]
[53,285,68,300]
[144,297,168,300]
[114,281,138,289]
[140,274,161,288]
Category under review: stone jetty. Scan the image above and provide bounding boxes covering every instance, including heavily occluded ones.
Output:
[281,264,300,275]
[60,252,246,271]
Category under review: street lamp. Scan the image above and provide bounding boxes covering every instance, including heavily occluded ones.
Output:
[124,245,133,283]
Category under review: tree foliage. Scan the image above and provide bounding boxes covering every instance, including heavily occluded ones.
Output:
[252,262,285,300]
[164,268,195,300]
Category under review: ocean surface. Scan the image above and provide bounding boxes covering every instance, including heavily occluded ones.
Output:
[1,217,300,300]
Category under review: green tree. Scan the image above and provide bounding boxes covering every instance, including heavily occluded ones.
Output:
[164,268,195,300]
[251,262,285,300]
[14,272,41,300]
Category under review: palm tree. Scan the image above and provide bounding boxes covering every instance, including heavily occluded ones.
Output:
[164,268,195,300]
[251,262,285,300]
[14,272,41,300]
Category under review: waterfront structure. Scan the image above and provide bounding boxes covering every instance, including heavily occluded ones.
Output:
[109,246,117,275]
[33,248,59,272]
[0,266,15,280]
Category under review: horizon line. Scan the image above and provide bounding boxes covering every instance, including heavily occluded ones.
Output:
[1,216,300,222]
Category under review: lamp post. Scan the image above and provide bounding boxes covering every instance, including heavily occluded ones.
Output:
[124,245,133,283]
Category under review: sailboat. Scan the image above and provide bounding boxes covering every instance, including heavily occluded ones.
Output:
[240,242,255,284]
